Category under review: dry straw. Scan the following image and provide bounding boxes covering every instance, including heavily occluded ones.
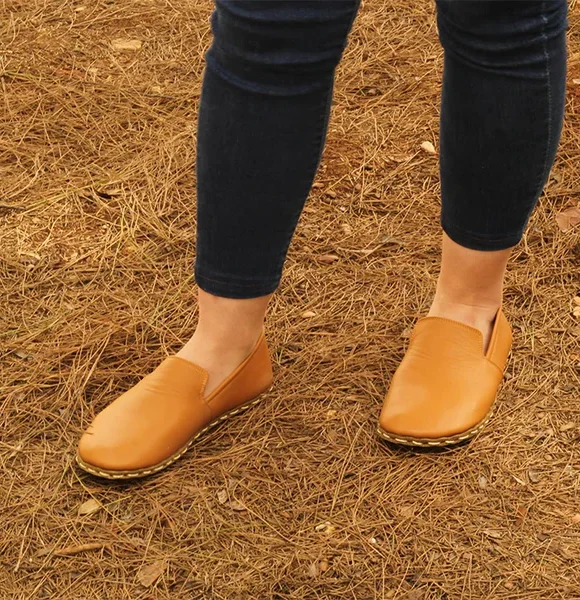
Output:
[1,1,579,598]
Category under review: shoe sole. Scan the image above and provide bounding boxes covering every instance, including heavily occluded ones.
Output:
[376,406,495,448]
[75,393,267,480]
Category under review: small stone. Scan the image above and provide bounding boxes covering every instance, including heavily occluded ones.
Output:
[420,140,436,154]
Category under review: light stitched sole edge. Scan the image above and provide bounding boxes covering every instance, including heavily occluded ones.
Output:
[75,393,267,480]
[376,407,495,448]
[377,349,512,449]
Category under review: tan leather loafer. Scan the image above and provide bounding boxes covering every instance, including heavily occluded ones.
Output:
[378,309,512,447]
[77,334,273,479]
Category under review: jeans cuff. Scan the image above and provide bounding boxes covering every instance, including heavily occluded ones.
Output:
[195,268,279,299]
[442,220,523,252]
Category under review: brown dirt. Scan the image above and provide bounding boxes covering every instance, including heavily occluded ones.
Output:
[1,1,580,599]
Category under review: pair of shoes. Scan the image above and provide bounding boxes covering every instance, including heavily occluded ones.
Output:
[76,310,512,479]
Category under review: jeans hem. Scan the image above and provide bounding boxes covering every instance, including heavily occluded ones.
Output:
[195,269,279,299]
[442,220,522,252]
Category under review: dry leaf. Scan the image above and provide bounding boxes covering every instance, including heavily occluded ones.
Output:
[217,489,228,505]
[229,499,246,511]
[307,562,319,578]
[110,38,142,51]
[515,505,528,527]
[573,297,580,307]
[311,182,324,189]
[560,421,576,432]
[315,521,335,534]
[302,311,316,318]
[326,409,338,418]
[78,498,101,516]
[555,207,580,232]
[478,475,488,489]
[318,254,339,264]
[137,560,166,587]
[420,140,436,154]
[528,469,541,483]
[573,79,580,85]
[571,514,580,524]
[325,190,337,198]
[319,560,329,572]
[483,529,503,539]
[573,306,580,318]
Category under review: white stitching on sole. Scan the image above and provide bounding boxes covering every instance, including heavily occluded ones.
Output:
[76,394,266,480]
[376,409,495,448]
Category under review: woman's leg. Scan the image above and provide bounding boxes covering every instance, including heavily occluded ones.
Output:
[430,0,567,350]
[379,0,567,447]
[77,1,361,478]
[179,0,360,394]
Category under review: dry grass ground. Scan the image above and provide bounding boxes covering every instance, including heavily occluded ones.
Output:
[1,1,580,598]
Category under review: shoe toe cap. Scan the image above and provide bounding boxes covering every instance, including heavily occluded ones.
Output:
[77,426,142,473]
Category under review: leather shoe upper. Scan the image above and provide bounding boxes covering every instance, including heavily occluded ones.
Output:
[379,309,512,440]
[78,334,273,472]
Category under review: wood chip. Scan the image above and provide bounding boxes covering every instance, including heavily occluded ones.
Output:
[38,542,109,557]
[110,38,142,51]
[317,254,339,264]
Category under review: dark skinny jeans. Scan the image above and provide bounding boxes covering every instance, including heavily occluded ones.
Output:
[195,1,567,299]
